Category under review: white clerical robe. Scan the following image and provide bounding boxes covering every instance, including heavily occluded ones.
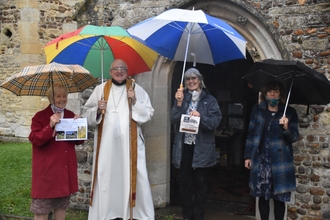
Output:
[83,82,155,220]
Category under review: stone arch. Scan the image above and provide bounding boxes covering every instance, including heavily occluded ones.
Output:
[135,0,287,208]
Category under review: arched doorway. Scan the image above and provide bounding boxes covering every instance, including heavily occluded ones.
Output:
[165,0,284,213]
[138,0,284,209]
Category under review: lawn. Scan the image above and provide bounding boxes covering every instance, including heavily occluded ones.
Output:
[0,141,88,220]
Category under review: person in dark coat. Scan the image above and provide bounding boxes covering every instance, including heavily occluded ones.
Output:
[244,80,299,220]
[29,84,84,220]
[171,68,222,220]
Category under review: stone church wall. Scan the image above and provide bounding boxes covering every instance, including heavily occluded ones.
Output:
[0,0,330,219]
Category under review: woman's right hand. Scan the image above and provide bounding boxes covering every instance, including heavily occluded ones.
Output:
[50,112,61,128]
[175,88,184,106]
[244,159,251,169]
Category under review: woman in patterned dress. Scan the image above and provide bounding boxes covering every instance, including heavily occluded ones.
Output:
[244,80,299,220]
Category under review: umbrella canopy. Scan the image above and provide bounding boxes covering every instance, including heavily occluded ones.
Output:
[0,62,98,96]
[128,8,246,85]
[243,59,330,114]
[44,25,158,79]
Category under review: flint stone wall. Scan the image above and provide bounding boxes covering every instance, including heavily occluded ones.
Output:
[0,0,330,219]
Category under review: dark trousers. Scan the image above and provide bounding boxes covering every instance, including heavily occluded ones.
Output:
[179,144,210,220]
[259,197,285,220]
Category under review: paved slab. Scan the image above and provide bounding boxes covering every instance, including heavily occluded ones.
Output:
[155,200,256,220]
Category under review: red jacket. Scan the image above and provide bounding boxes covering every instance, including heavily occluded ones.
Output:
[29,105,84,198]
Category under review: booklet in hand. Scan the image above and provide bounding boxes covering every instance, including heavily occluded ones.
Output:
[179,114,200,134]
[55,118,88,141]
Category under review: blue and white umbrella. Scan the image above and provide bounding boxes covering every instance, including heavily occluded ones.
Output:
[128,8,247,86]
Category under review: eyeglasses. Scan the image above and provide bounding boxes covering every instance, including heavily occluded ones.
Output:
[110,66,127,71]
[185,76,198,81]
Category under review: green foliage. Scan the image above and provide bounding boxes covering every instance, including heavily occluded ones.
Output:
[164,215,174,220]
[0,142,88,219]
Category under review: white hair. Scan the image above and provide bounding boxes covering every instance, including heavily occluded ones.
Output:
[184,68,206,89]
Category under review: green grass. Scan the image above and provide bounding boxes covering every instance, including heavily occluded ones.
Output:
[0,141,88,220]
[0,141,32,217]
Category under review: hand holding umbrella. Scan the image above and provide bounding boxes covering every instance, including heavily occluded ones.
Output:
[174,87,184,106]
[97,100,107,114]
[279,116,289,130]
[127,83,136,105]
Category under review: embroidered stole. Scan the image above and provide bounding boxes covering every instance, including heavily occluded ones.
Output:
[90,79,138,208]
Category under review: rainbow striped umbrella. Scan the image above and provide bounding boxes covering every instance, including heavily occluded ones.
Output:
[44,25,158,81]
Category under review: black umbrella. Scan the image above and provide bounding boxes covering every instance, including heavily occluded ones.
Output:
[243,59,330,115]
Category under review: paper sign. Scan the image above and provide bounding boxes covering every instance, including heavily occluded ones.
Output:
[55,118,88,141]
[179,114,200,134]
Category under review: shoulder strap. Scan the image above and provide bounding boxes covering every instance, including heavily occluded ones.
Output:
[127,78,138,208]
[90,81,112,206]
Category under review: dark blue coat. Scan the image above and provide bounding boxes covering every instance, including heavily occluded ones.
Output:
[244,101,299,194]
[171,89,222,168]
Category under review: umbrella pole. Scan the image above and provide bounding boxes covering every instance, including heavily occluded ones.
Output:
[180,31,192,90]
[283,78,295,116]
[51,72,57,137]
[129,96,133,220]
[51,72,55,106]
[101,47,106,114]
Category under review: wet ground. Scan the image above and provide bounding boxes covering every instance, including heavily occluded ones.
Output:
[155,200,256,220]
[0,200,256,220]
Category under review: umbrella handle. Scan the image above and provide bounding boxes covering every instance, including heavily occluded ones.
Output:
[131,78,136,90]
[101,96,105,115]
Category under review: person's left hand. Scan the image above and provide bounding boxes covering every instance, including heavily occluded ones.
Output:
[127,87,136,105]
[74,114,81,119]
[279,116,289,130]
[190,110,200,117]
[245,159,251,169]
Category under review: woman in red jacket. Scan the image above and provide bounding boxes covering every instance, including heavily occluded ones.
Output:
[29,84,84,220]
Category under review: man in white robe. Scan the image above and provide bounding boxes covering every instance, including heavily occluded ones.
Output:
[83,59,155,220]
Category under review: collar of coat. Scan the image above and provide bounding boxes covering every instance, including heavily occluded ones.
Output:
[184,88,210,101]
[259,100,285,114]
